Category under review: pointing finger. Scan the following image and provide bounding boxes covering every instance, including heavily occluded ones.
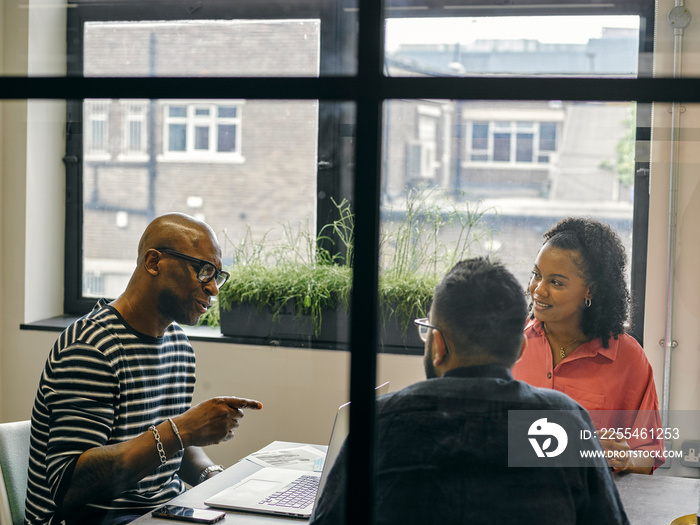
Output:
[223,397,263,410]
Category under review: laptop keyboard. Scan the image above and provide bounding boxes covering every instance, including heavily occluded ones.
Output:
[259,474,320,509]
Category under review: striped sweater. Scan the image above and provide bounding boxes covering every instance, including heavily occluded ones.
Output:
[25,300,196,524]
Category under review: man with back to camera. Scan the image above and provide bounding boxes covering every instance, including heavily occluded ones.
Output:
[310,257,629,525]
[25,213,262,525]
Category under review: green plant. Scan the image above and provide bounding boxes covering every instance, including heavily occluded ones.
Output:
[217,260,352,336]
[381,186,491,276]
[210,199,354,334]
[378,186,492,331]
[205,189,493,338]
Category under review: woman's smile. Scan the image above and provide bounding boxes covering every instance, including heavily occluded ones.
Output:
[529,242,591,326]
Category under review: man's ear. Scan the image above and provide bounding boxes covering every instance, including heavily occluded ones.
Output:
[144,249,161,277]
[432,329,449,366]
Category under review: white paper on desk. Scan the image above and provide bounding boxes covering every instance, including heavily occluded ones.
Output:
[247,445,325,471]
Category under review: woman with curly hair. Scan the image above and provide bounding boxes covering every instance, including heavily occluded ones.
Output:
[512,217,663,474]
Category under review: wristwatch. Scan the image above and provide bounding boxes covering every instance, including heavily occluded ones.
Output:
[198,464,224,484]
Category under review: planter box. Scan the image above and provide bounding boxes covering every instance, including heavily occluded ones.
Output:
[220,302,423,353]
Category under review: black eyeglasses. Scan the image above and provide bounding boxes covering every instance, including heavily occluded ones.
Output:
[414,317,439,342]
[157,248,230,289]
[415,318,453,356]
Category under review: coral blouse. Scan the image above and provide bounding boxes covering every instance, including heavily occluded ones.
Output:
[512,318,665,467]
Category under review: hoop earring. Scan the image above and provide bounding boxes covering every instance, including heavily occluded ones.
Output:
[585,298,592,308]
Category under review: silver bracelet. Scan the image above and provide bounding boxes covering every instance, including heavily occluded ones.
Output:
[168,418,185,451]
[198,464,224,485]
[150,425,167,465]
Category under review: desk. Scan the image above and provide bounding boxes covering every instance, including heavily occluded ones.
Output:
[132,441,699,525]
[131,442,321,524]
[614,471,699,525]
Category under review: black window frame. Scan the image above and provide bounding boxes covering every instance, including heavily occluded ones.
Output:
[3,0,662,522]
[62,0,656,348]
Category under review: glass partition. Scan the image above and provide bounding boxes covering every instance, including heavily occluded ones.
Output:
[84,19,321,78]
[386,15,642,77]
[5,0,700,523]
[381,99,637,290]
[80,98,320,302]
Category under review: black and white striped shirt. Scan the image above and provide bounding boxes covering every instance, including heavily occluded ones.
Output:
[25,300,196,524]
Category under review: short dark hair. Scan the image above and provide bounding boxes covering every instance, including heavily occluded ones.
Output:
[432,257,527,366]
[537,217,629,348]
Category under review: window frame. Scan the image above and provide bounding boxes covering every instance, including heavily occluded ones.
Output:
[64,1,654,347]
[55,4,660,522]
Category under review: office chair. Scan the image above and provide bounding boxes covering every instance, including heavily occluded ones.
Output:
[0,420,31,525]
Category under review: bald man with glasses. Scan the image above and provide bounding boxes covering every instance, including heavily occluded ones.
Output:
[26,213,262,525]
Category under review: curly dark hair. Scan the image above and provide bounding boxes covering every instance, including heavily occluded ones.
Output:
[533,217,630,348]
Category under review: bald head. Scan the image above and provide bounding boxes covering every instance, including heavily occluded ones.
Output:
[137,213,219,264]
[111,213,222,336]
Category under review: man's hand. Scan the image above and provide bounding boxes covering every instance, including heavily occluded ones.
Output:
[63,396,262,512]
[173,396,263,448]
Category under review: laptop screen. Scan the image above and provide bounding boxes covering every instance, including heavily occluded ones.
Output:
[315,381,390,501]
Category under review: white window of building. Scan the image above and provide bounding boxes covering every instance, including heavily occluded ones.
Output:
[84,99,111,160]
[406,105,441,180]
[162,101,244,162]
[467,120,558,164]
[120,100,149,160]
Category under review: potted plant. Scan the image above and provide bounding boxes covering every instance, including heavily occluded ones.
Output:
[201,188,493,352]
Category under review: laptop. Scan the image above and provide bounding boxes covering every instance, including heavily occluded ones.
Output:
[204,382,390,518]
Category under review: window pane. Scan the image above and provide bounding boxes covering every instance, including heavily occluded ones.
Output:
[84,19,321,77]
[385,15,640,78]
[82,19,322,300]
[472,122,489,150]
[219,107,238,118]
[169,124,187,151]
[383,99,636,289]
[194,126,210,150]
[217,125,237,153]
[383,16,640,294]
[85,100,110,156]
[493,133,511,162]
[516,133,533,162]
[540,122,557,151]
[83,99,319,298]
[91,121,106,150]
[128,121,142,151]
